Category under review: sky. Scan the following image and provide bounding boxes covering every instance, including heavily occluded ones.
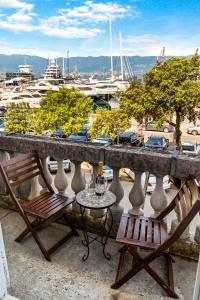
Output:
[0,0,200,58]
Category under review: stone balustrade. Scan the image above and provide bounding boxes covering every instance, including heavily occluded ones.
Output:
[0,132,199,259]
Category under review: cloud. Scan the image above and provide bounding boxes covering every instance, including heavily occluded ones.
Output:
[122,34,198,56]
[59,1,135,23]
[40,26,103,39]
[0,0,134,39]
[7,10,35,23]
[0,0,33,11]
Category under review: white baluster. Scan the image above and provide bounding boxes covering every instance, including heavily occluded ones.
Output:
[109,167,124,222]
[0,151,10,195]
[194,224,200,244]
[38,157,52,194]
[28,176,39,200]
[150,175,168,217]
[54,158,68,194]
[129,171,144,216]
[71,161,85,212]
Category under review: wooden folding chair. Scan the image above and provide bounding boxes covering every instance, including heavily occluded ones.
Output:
[111,179,200,298]
[0,151,78,261]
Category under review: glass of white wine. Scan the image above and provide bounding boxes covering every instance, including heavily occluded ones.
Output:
[84,169,93,195]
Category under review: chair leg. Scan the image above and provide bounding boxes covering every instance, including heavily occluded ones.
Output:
[15,218,45,243]
[111,263,143,289]
[30,228,51,261]
[63,213,79,237]
[144,264,179,298]
[15,227,30,242]
[115,245,127,282]
[112,247,179,298]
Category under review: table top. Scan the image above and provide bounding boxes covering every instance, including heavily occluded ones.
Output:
[76,188,116,209]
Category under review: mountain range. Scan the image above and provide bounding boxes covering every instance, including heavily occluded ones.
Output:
[0,54,160,77]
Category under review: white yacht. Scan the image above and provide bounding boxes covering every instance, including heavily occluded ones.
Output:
[44,59,61,79]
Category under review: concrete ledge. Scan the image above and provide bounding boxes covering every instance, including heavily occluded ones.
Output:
[169,238,200,261]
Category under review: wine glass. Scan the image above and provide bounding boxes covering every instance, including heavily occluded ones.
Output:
[104,177,109,192]
[84,169,93,192]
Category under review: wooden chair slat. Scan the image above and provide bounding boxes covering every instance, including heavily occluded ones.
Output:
[39,196,66,213]
[2,152,36,168]
[27,192,52,208]
[133,218,140,240]
[10,170,40,186]
[175,196,182,222]
[8,164,38,180]
[187,180,198,206]
[126,216,134,239]
[146,219,153,243]
[6,158,37,174]
[117,214,129,240]
[160,222,168,244]
[179,190,187,218]
[153,221,160,244]
[29,194,58,210]
[182,185,192,211]
[140,218,147,242]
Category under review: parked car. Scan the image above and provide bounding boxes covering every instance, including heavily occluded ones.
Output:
[103,165,113,181]
[66,127,88,142]
[124,168,171,193]
[181,141,198,155]
[0,119,5,132]
[48,157,71,173]
[144,173,171,193]
[117,131,144,147]
[0,107,6,117]
[145,121,173,133]
[145,135,169,150]
[187,124,200,135]
[91,134,111,145]
[51,129,66,138]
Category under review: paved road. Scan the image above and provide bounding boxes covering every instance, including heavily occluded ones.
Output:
[130,119,200,146]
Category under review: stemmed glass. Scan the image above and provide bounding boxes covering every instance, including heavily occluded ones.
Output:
[84,169,93,195]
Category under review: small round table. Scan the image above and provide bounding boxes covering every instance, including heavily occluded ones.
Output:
[76,188,116,261]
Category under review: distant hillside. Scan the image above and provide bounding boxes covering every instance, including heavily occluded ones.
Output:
[0,54,159,77]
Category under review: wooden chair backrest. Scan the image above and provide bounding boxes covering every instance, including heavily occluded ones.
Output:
[174,179,198,222]
[0,151,53,212]
[153,179,200,258]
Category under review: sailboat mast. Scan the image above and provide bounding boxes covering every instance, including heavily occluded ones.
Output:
[119,31,124,81]
[62,57,65,78]
[109,18,113,80]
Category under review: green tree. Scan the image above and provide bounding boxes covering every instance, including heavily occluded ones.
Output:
[120,55,200,148]
[89,108,130,142]
[5,102,35,133]
[36,87,92,135]
[4,88,92,135]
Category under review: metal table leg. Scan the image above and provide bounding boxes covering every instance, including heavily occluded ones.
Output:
[102,207,113,260]
[79,205,113,261]
[79,206,90,261]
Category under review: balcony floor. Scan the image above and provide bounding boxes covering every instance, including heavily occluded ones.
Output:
[0,207,198,300]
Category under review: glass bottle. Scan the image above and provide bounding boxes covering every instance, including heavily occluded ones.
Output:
[95,161,105,196]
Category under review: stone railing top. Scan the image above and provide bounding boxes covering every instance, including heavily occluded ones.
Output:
[0,132,200,179]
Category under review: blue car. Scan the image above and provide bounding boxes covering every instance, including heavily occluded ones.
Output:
[145,135,169,150]
[51,129,66,138]
[66,127,88,142]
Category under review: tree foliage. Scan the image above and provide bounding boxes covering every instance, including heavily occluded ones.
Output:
[5,88,92,135]
[89,108,130,142]
[36,87,92,135]
[120,54,200,148]
[4,102,35,133]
